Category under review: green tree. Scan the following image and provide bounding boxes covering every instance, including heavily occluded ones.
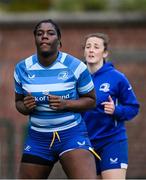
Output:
[51,0,108,12]
[119,0,146,11]
[1,0,52,12]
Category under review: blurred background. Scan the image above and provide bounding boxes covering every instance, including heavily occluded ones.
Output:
[0,0,146,178]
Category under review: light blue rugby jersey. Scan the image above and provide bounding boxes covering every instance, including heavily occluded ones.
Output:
[14,51,94,132]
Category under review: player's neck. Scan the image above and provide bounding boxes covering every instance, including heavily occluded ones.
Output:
[37,51,59,67]
[87,60,103,74]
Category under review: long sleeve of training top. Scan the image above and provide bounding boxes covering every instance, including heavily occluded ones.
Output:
[113,74,139,122]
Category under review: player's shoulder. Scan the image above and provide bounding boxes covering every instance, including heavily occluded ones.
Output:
[61,51,86,68]
[111,66,126,79]
[15,54,35,69]
[110,68,129,85]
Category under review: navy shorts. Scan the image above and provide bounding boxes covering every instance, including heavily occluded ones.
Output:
[22,120,92,165]
[94,140,128,175]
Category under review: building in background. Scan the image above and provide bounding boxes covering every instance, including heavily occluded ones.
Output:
[0,1,146,178]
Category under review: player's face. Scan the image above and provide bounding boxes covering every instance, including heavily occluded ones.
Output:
[35,22,59,55]
[84,37,108,65]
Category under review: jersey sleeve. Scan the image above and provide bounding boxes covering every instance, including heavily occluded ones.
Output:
[114,74,140,121]
[76,62,94,95]
[14,64,23,94]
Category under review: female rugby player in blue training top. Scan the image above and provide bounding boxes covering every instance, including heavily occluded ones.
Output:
[82,32,140,179]
[14,19,97,179]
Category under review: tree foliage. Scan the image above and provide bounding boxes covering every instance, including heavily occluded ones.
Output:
[0,0,52,12]
[119,0,146,11]
[0,0,146,12]
[50,0,108,12]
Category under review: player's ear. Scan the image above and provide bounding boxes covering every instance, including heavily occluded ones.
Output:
[103,50,108,59]
[58,40,62,48]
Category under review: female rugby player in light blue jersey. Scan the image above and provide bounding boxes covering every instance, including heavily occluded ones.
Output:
[82,32,140,179]
[14,19,97,179]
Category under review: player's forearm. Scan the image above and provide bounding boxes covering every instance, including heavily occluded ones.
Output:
[64,97,96,112]
[15,101,33,115]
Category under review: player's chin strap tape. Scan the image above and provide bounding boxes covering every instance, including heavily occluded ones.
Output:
[89,147,101,160]
[49,131,61,148]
